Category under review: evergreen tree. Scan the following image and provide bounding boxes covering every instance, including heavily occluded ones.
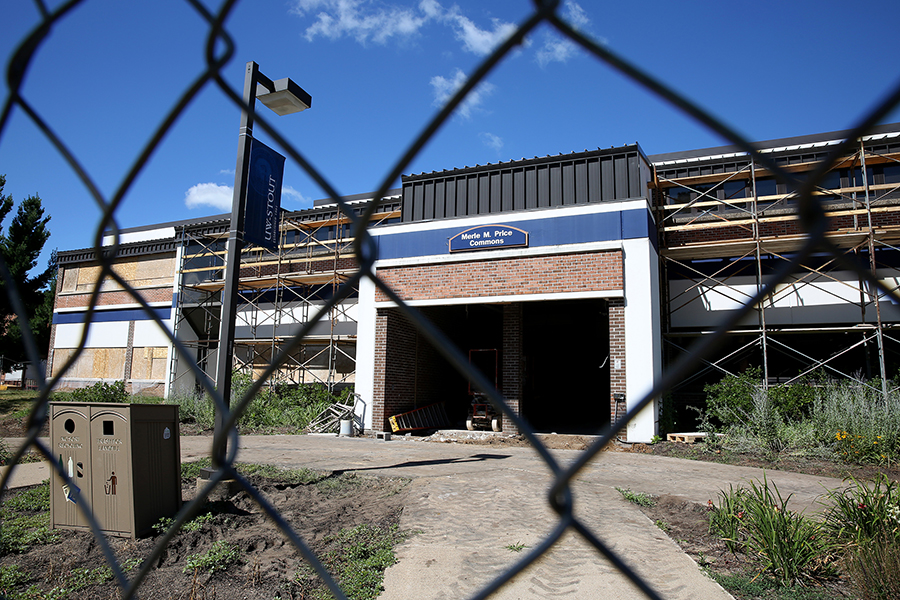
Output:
[0,175,54,364]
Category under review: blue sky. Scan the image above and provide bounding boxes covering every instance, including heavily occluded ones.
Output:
[2,0,900,272]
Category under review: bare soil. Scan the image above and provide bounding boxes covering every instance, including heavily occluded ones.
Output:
[3,411,894,599]
[1,472,410,600]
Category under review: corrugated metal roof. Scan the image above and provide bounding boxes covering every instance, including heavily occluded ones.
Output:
[649,122,900,166]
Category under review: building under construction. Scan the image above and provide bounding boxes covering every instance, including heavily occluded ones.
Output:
[48,123,900,441]
[654,123,900,427]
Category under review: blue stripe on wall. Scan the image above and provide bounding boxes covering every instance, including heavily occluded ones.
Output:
[53,306,171,325]
[374,207,652,260]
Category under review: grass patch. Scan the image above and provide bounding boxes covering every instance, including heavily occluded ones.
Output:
[183,540,241,574]
[0,481,58,556]
[153,512,216,536]
[238,462,327,485]
[297,523,411,600]
[505,542,527,552]
[707,570,833,600]
[614,487,656,507]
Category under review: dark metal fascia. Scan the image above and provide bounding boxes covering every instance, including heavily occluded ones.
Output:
[402,144,646,183]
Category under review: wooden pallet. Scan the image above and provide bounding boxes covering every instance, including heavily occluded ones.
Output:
[389,402,449,433]
[667,432,714,444]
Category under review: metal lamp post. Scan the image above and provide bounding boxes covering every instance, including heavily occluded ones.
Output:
[214,61,311,459]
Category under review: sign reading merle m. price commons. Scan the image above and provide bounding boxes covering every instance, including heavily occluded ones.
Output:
[449,224,529,253]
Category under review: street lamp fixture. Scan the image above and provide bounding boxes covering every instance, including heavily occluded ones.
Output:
[213,61,311,462]
[257,78,312,116]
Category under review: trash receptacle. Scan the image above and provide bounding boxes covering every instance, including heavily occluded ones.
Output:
[50,402,181,538]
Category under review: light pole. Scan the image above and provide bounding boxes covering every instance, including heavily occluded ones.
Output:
[214,61,311,460]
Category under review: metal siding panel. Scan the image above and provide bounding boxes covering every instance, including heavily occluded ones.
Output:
[628,154,641,198]
[614,155,628,199]
[588,158,600,203]
[601,157,615,201]
[456,178,468,216]
[563,162,575,205]
[402,186,414,222]
[467,176,479,215]
[478,173,489,214]
[525,167,538,209]
[501,171,513,211]
[445,178,456,218]
[413,183,425,221]
[575,160,588,204]
[423,182,435,220]
[513,169,526,210]
[538,165,550,208]
[434,180,445,219]
[490,172,502,213]
[550,163,563,206]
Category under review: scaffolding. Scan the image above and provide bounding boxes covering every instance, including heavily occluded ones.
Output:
[653,131,900,410]
[168,199,401,395]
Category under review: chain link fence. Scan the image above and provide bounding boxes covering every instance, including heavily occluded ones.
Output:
[3,0,900,599]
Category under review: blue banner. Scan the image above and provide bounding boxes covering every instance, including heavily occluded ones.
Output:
[449,224,529,253]
[244,139,285,250]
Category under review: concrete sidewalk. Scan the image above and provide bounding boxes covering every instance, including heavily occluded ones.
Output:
[2,434,849,599]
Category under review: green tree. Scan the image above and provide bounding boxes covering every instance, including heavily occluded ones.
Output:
[0,175,53,364]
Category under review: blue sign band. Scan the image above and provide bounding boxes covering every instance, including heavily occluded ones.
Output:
[449,225,528,253]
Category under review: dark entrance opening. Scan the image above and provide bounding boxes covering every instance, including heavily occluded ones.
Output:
[415,304,505,429]
[522,299,610,434]
[414,299,610,434]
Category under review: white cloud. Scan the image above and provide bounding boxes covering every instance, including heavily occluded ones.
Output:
[282,185,311,205]
[563,1,590,29]
[185,183,233,210]
[480,132,503,152]
[430,68,495,119]
[291,0,430,44]
[535,1,597,67]
[290,0,516,55]
[444,8,516,56]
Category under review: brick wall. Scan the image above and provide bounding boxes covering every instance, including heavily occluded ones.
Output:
[375,251,623,303]
[666,212,900,247]
[55,286,173,310]
[372,308,418,431]
[501,303,523,434]
[608,298,627,434]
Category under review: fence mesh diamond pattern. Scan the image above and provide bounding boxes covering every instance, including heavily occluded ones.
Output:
[3,1,900,599]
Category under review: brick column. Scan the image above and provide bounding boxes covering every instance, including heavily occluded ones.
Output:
[123,321,135,394]
[372,308,418,432]
[608,298,627,432]
[501,303,523,434]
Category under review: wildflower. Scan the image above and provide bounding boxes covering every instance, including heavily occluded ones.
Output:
[707,500,714,510]
[737,511,744,519]
[858,503,867,510]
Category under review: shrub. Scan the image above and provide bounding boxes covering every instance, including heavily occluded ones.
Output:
[171,392,216,430]
[232,375,347,432]
[71,380,128,403]
[811,379,900,464]
[703,367,818,428]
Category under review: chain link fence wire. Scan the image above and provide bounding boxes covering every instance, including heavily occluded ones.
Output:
[3,0,900,598]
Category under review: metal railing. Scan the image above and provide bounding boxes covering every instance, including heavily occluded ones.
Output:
[3,1,900,599]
